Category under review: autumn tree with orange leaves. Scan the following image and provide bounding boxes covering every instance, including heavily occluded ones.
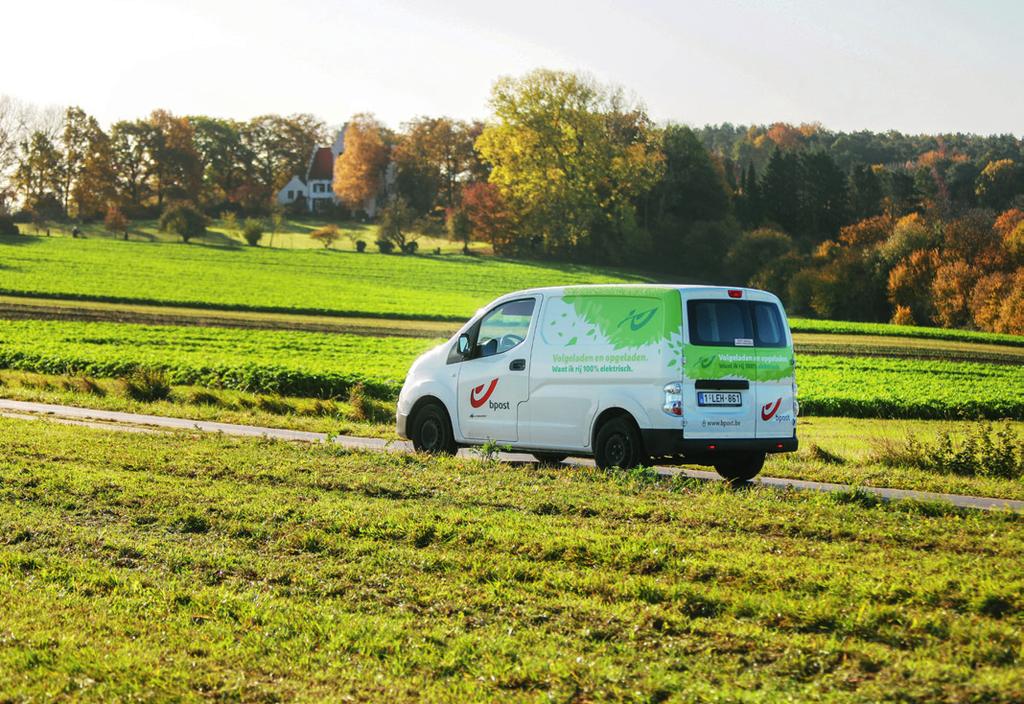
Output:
[333,114,389,212]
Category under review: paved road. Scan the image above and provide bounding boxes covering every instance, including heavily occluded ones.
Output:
[2,398,1022,513]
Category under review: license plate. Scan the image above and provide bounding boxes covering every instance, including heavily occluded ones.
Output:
[697,391,742,407]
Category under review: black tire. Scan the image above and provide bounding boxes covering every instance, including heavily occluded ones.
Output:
[714,452,765,484]
[410,402,457,455]
[594,416,645,470]
[533,452,569,466]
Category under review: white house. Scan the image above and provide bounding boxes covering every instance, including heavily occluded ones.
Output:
[276,128,395,217]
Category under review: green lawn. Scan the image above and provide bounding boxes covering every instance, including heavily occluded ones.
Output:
[0,418,1021,702]
[14,216,492,253]
[0,235,640,320]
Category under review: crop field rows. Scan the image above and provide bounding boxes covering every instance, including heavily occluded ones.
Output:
[2,318,1023,421]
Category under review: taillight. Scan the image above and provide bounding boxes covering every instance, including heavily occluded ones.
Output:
[663,382,683,416]
[728,289,743,298]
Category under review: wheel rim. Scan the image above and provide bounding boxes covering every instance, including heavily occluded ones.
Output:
[606,433,629,467]
[420,418,441,450]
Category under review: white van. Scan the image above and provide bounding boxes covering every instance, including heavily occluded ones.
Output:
[396,284,798,481]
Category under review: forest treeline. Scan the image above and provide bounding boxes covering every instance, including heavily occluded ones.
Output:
[1,69,1023,333]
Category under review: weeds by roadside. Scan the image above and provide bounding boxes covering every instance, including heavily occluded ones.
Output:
[874,421,1023,479]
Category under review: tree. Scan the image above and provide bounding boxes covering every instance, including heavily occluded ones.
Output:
[104,204,129,239]
[725,228,795,286]
[849,164,883,220]
[145,110,202,207]
[887,249,938,323]
[931,259,978,328]
[476,69,663,259]
[976,159,1022,210]
[158,201,207,243]
[446,207,472,254]
[109,120,153,213]
[14,131,62,215]
[461,181,515,254]
[241,114,326,208]
[760,150,801,235]
[189,116,249,208]
[647,125,730,242]
[799,151,848,242]
[309,224,340,249]
[394,117,478,214]
[377,197,417,253]
[333,114,388,212]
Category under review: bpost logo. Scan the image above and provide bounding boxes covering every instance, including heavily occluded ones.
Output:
[469,379,499,408]
[617,307,657,331]
[761,398,782,421]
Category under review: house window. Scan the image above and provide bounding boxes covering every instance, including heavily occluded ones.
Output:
[287,190,295,200]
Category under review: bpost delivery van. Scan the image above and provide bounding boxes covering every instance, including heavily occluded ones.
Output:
[396,284,798,481]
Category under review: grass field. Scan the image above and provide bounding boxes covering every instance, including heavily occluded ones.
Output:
[13,216,493,253]
[0,235,638,320]
[1,418,1021,701]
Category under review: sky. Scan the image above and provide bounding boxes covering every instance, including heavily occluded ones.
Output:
[2,0,1021,135]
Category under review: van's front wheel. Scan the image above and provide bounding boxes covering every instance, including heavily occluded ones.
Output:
[410,402,457,455]
[714,452,765,484]
[594,416,645,470]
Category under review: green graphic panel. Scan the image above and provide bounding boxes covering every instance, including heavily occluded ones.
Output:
[684,344,794,381]
[562,286,682,350]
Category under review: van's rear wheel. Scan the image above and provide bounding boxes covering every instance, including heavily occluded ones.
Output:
[533,452,568,466]
[410,402,457,455]
[594,416,645,470]
[714,452,765,484]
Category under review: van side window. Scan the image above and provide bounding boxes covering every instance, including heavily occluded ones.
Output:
[752,302,786,347]
[688,300,752,346]
[475,298,535,358]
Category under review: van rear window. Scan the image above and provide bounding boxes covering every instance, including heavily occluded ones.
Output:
[687,300,787,348]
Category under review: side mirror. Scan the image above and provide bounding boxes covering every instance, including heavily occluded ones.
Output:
[457,333,472,356]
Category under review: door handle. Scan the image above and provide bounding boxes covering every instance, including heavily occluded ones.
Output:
[509,358,526,371]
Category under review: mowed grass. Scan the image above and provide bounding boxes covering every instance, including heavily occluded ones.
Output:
[0,235,640,320]
[0,417,1022,702]
[13,216,492,253]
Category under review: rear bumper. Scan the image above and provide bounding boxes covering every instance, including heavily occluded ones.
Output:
[396,411,409,439]
[642,429,798,460]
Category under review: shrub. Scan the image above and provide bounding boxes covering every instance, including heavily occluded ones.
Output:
[309,224,340,249]
[120,368,172,402]
[0,213,19,235]
[375,239,395,254]
[355,239,366,253]
[158,202,207,243]
[242,218,264,246]
[401,240,419,254]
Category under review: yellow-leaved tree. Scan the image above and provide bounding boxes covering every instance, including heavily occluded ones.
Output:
[333,113,388,212]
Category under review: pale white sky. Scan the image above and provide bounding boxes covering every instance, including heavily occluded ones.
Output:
[2,0,1021,135]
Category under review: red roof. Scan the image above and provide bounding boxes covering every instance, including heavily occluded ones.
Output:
[307,147,334,181]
